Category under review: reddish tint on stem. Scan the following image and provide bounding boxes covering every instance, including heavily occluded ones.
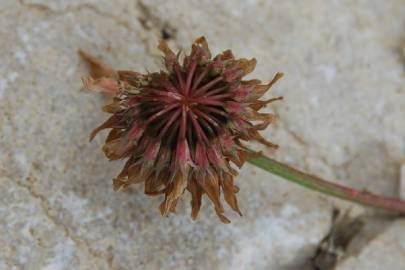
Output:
[81,37,283,223]
[248,154,405,215]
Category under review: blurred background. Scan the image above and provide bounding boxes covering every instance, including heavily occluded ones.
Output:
[0,0,404,269]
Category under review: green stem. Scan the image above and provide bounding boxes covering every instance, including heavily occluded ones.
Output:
[247,153,405,214]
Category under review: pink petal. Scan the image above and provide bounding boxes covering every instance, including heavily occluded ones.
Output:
[195,142,209,169]
[144,141,161,161]
[176,139,193,172]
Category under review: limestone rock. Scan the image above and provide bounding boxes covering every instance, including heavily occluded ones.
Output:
[0,0,404,269]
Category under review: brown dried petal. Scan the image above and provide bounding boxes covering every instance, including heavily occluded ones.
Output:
[236,58,257,75]
[81,76,120,94]
[253,72,284,99]
[102,134,132,160]
[89,115,122,141]
[187,178,203,220]
[144,174,166,195]
[159,171,187,216]
[117,70,145,87]
[79,49,117,79]
[221,174,242,216]
[198,175,230,223]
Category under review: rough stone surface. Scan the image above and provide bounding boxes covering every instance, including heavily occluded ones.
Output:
[0,1,404,269]
[336,220,405,270]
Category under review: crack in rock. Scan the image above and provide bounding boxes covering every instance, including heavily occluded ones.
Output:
[17,0,133,35]
[14,176,110,268]
[136,0,177,41]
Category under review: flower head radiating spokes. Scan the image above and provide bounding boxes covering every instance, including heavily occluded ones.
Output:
[81,37,283,223]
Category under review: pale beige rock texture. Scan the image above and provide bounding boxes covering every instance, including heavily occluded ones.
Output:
[336,220,405,270]
[0,0,404,269]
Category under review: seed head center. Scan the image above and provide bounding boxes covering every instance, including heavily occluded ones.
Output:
[179,92,196,109]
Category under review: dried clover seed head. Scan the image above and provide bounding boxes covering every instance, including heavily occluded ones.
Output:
[81,37,283,223]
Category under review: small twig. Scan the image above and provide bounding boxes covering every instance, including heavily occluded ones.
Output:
[247,153,405,214]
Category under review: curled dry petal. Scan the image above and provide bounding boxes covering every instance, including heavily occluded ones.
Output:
[81,37,282,223]
[81,76,120,94]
